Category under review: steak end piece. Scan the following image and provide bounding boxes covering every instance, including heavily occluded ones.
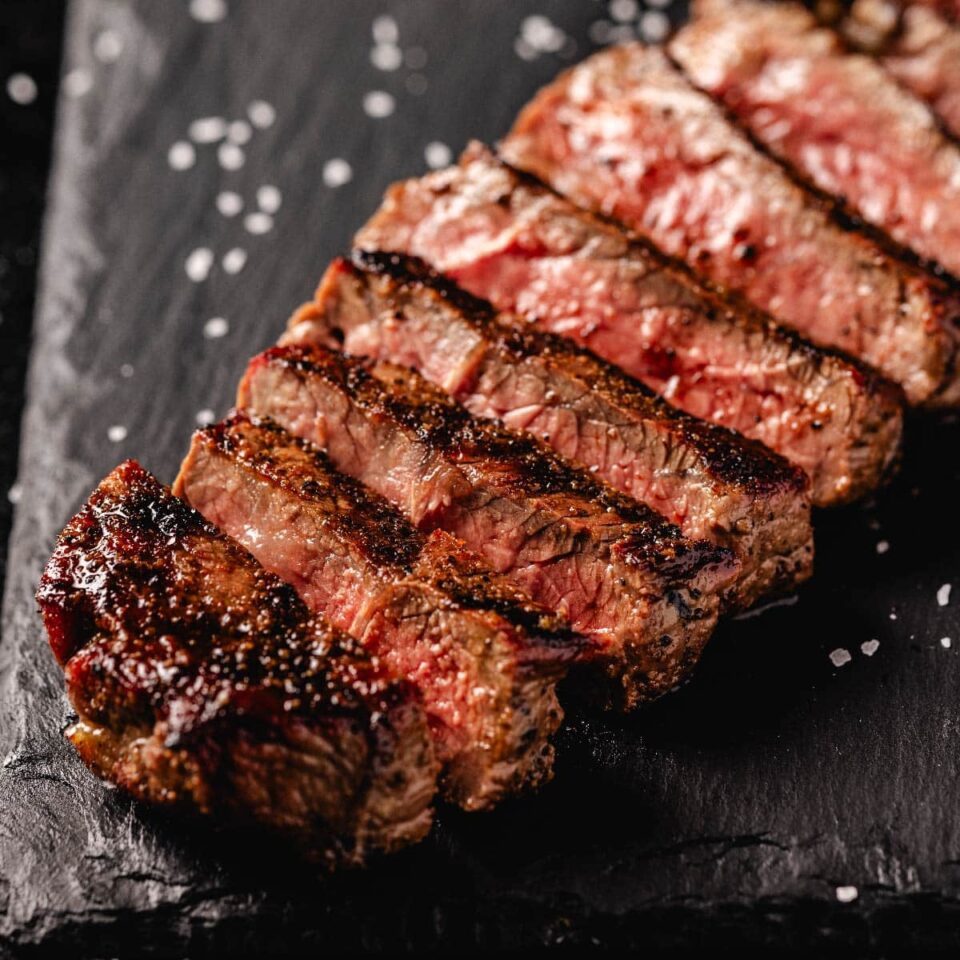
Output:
[238,345,740,712]
[175,414,590,810]
[501,44,960,408]
[354,141,904,507]
[36,461,438,865]
[284,251,814,611]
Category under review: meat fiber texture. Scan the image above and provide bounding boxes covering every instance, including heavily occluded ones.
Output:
[36,461,438,867]
[355,143,904,506]
[673,0,960,280]
[238,345,741,712]
[285,250,814,612]
[502,44,960,407]
[175,414,590,811]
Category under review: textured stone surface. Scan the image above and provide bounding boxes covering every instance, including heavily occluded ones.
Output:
[2,1,960,954]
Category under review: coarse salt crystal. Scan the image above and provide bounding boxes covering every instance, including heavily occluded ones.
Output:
[938,583,952,606]
[7,73,37,105]
[860,639,879,657]
[363,90,395,118]
[829,648,852,668]
[7,483,22,505]
[244,212,273,235]
[222,247,247,274]
[256,184,282,213]
[184,247,214,282]
[372,14,399,44]
[247,99,275,128]
[189,0,227,23]
[941,637,952,649]
[216,190,243,217]
[168,140,196,170]
[836,885,858,903]
[189,116,227,143]
[424,141,452,169]
[62,69,93,98]
[107,424,128,443]
[876,540,889,554]
[322,158,353,187]
[227,119,252,144]
[371,44,403,71]
[217,142,245,170]
[196,408,215,425]
[639,11,670,42]
[203,317,229,339]
[93,30,123,63]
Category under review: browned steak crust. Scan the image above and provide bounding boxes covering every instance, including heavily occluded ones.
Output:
[175,414,590,810]
[238,345,740,711]
[355,142,904,506]
[36,460,437,865]
[284,251,813,611]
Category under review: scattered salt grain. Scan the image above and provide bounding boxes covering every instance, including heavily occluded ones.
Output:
[217,142,244,170]
[938,583,952,607]
[168,140,196,170]
[247,99,275,129]
[196,408,215,425]
[514,37,539,61]
[227,119,252,144]
[424,141,452,169]
[244,212,273,235]
[93,30,123,63]
[372,14,399,45]
[184,247,214,282]
[829,648,852,668]
[216,190,243,217]
[7,483,22,505]
[860,639,880,657]
[371,44,403,71]
[876,540,889,555]
[120,363,134,378]
[222,247,247,274]
[107,424,128,443]
[189,116,227,143]
[7,73,37,105]
[609,0,639,22]
[363,90,395,119]
[322,158,353,187]
[256,184,282,213]
[836,885,859,903]
[941,637,953,649]
[189,0,228,23]
[62,69,93,98]
[889,611,897,620]
[521,15,566,53]
[203,317,229,339]
[639,11,671,42]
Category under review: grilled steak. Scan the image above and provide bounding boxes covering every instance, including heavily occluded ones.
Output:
[36,461,437,865]
[175,414,589,810]
[238,345,740,711]
[284,251,813,611]
[672,0,960,279]
[502,44,960,406]
[834,0,960,139]
[355,143,904,506]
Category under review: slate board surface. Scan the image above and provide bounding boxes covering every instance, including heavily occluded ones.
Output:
[3,1,960,955]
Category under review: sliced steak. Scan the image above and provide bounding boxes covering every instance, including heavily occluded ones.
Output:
[284,251,813,611]
[175,414,589,810]
[833,0,960,139]
[36,461,437,866]
[502,44,960,406]
[238,345,740,711]
[672,0,960,279]
[355,142,904,506]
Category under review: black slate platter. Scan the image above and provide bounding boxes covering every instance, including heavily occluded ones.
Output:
[3,1,960,955]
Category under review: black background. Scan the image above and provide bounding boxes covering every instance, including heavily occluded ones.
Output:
[2,2,960,956]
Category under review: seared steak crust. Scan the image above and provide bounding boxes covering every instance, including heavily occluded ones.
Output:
[175,414,588,809]
[285,251,813,611]
[355,143,903,505]
[673,0,960,279]
[36,461,437,865]
[238,345,740,711]
[502,45,960,406]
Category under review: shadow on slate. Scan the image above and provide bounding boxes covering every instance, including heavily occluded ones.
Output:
[2,0,960,955]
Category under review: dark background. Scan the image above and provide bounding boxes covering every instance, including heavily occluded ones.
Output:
[2,2,960,956]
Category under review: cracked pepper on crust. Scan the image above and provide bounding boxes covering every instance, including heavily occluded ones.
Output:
[175,413,592,811]
[238,344,740,712]
[36,460,438,866]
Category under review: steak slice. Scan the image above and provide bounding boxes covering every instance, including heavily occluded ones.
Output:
[833,0,960,139]
[175,414,589,810]
[238,345,740,711]
[284,251,813,612]
[36,461,437,866]
[502,44,960,407]
[355,142,904,506]
[672,0,960,279]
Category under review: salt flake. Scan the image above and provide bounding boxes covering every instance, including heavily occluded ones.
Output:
[860,639,880,657]
[836,885,858,903]
[829,648,852,668]
[938,583,952,607]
